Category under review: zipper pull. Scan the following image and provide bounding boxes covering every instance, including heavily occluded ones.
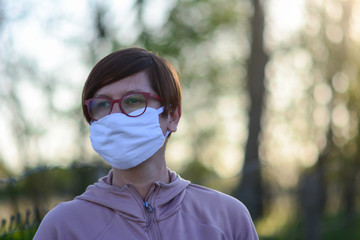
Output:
[144,201,154,213]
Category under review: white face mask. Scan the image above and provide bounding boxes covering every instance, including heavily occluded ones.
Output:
[89,107,169,170]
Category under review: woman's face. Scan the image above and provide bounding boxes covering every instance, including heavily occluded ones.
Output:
[94,71,178,135]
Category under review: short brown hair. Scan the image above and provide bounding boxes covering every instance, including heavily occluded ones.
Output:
[82,47,181,123]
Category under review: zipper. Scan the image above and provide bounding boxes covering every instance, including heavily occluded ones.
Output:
[127,185,161,238]
[144,195,162,239]
[144,200,157,239]
[144,201,155,213]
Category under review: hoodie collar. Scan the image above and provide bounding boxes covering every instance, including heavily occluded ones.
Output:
[76,169,190,221]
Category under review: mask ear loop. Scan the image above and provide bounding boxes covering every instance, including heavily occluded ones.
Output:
[165,130,171,137]
[157,106,172,137]
[164,105,181,138]
[156,106,165,114]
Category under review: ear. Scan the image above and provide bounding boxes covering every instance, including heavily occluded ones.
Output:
[167,105,181,133]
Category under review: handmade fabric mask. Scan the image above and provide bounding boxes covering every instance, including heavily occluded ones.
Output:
[89,107,169,169]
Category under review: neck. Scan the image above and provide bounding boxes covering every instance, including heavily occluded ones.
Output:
[112,147,169,201]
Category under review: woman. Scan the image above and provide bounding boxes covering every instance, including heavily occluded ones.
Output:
[34,47,259,240]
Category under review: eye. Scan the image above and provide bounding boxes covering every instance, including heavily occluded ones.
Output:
[121,94,147,115]
[91,99,111,109]
[122,94,145,107]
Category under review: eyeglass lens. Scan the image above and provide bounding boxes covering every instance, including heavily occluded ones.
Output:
[89,93,147,120]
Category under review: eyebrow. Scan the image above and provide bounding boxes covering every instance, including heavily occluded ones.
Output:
[94,89,152,98]
[93,93,111,98]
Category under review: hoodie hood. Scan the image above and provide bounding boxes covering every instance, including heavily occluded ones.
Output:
[75,169,190,223]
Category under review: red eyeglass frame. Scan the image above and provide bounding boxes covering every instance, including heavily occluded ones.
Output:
[85,91,162,121]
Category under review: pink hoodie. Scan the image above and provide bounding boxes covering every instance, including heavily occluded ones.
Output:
[34,170,259,240]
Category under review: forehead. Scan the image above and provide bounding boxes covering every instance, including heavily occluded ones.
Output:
[95,71,155,97]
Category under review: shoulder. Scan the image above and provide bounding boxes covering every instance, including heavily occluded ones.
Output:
[185,183,248,213]
[183,183,258,240]
[33,198,115,240]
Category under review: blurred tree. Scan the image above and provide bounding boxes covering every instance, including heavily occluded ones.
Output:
[0,2,39,169]
[297,0,360,238]
[233,0,267,220]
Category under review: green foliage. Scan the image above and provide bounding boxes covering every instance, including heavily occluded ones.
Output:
[179,159,217,186]
[0,229,37,240]
[0,209,40,240]
[1,165,106,199]
[259,213,360,240]
[0,164,110,218]
[321,214,360,240]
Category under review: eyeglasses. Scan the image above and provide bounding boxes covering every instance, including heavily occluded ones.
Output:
[85,92,162,121]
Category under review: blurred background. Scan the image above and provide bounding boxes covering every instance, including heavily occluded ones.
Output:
[0,0,359,239]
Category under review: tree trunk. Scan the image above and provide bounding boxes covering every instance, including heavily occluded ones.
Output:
[234,0,267,220]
